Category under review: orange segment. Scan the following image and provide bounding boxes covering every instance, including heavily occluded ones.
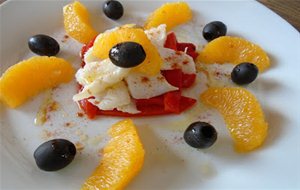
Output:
[93,27,163,76]
[197,36,270,72]
[63,1,98,44]
[200,87,268,152]
[81,119,145,190]
[144,2,192,31]
[0,56,74,108]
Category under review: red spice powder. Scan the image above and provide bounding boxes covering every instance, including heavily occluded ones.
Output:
[141,77,149,83]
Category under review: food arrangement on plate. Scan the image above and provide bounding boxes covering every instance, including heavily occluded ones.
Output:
[0,0,272,189]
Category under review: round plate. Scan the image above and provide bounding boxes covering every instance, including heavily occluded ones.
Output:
[1,0,300,189]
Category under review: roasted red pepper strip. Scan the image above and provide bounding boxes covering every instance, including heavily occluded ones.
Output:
[97,96,196,117]
[180,96,197,111]
[164,32,177,50]
[164,33,199,60]
[177,42,199,59]
[164,91,181,113]
[162,69,196,89]
[186,51,199,60]
[80,36,97,67]
[182,73,196,88]
[78,99,99,119]
[135,95,164,107]
[78,95,196,118]
[161,69,182,89]
[177,42,196,52]
[97,106,168,117]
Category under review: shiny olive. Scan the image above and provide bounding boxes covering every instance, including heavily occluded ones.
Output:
[28,34,60,56]
[103,0,124,20]
[34,139,76,171]
[231,62,259,85]
[202,21,227,41]
[109,42,146,68]
[184,122,217,149]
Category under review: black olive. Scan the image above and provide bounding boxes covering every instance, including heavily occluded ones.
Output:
[203,21,227,41]
[184,122,217,149]
[28,34,60,56]
[231,62,259,85]
[33,139,76,171]
[103,0,124,20]
[109,42,146,68]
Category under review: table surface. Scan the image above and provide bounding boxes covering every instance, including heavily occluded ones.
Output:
[0,0,299,31]
[258,0,300,31]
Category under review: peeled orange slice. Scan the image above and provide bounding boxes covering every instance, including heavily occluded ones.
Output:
[197,36,270,72]
[92,27,163,76]
[63,1,98,44]
[0,56,74,108]
[81,119,145,190]
[200,87,268,152]
[144,2,192,31]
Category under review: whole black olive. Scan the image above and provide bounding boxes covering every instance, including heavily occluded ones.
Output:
[103,0,124,20]
[28,34,60,56]
[184,122,217,149]
[33,139,76,171]
[109,42,146,68]
[231,62,259,85]
[203,21,227,41]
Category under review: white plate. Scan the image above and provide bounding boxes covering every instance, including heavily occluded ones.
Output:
[1,0,300,189]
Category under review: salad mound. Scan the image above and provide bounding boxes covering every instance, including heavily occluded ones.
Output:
[74,24,199,119]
